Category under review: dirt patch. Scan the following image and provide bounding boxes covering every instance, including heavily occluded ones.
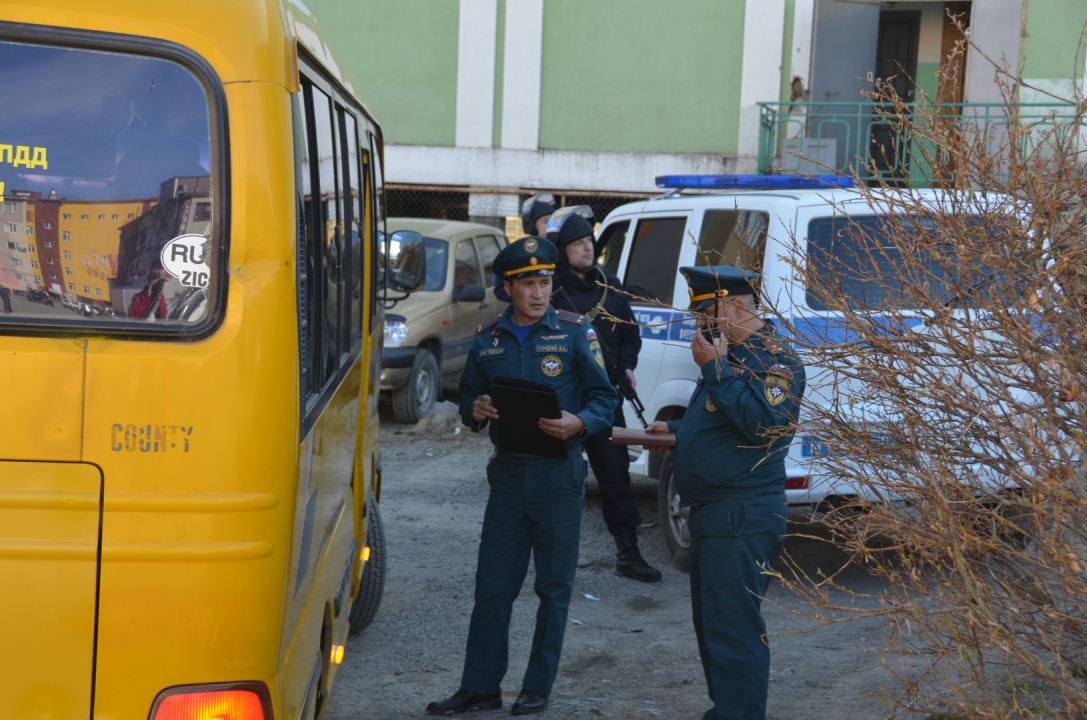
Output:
[325,397,913,719]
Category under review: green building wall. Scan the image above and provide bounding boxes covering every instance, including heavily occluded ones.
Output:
[1019,0,1087,84]
[536,0,747,155]
[304,0,459,146]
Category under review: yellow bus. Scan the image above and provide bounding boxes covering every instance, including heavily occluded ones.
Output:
[0,2,425,718]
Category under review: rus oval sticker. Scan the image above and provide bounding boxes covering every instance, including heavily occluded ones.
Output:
[161,234,210,288]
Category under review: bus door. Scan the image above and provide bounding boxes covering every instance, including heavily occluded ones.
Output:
[0,462,101,719]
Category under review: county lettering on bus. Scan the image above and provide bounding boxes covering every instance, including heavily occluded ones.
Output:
[110,423,194,453]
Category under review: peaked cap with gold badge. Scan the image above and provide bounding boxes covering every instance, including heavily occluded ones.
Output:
[679,265,760,311]
[492,236,559,279]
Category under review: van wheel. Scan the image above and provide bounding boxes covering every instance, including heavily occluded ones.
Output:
[657,450,690,571]
[348,502,386,634]
[392,349,439,423]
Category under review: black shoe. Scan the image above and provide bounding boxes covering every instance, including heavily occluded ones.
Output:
[614,527,663,583]
[425,689,503,715]
[510,690,549,715]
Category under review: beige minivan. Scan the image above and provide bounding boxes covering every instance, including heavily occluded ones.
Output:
[381,219,508,421]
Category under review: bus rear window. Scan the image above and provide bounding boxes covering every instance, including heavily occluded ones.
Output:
[0,40,220,332]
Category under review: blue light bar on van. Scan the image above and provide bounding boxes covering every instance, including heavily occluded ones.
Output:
[655,174,855,190]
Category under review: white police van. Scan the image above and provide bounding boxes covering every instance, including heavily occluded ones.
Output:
[598,174,981,566]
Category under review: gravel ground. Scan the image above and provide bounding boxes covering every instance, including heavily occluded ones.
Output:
[325,396,911,720]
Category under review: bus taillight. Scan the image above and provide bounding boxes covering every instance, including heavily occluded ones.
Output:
[150,684,271,720]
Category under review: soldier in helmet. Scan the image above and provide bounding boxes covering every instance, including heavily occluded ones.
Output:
[546,205,661,584]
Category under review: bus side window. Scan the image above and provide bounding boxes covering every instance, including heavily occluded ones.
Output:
[368,131,384,335]
[310,86,342,382]
[295,85,321,409]
[338,108,363,350]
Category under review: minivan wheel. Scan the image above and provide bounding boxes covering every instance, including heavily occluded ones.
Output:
[391,349,439,423]
[657,450,690,571]
[348,502,386,634]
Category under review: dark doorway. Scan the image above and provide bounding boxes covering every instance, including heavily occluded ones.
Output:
[870,10,921,182]
[875,11,921,101]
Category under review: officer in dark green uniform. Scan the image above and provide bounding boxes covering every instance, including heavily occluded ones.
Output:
[646,266,805,720]
[426,237,618,717]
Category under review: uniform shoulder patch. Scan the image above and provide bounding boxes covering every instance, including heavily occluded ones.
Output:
[555,309,586,325]
[476,315,502,335]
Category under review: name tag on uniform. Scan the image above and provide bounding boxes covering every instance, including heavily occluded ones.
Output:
[534,343,570,355]
[478,347,507,360]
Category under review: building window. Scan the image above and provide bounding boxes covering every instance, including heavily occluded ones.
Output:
[111,214,118,220]
[194,202,212,222]
[67,282,75,291]
[97,214,104,220]
[43,221,52,229]
[30,260,38,269]
[95,288,102,297]
[63,250,71,259]
[10,257,23,267]
[34,276,42,285]
[128,213,135,219]
[62,214,70,220]
[47,258,54,264]
[83,285,90,293]
[28,244,34,253]
[65,268,73,276]
[3,201,16,213]
[44,240,53,248]
[26,226,33,236]
[4,222,17,233]
[80,214,88,220]
[50,273,56,279]
[5,241,15,249]
[62,231,70,241]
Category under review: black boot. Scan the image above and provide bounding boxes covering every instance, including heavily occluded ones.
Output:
[425,689,503,715]
[510,690,550,715]
[614,527,662,583]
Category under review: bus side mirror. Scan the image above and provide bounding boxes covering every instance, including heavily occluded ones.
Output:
[386,230,427,293]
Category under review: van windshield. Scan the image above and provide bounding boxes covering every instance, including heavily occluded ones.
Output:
[806,215,1007,311]
[0,40,219,331]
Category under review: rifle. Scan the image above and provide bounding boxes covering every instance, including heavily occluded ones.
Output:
[553,285,648,429]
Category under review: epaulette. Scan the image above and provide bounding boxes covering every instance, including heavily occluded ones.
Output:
[476,315,502,335]
[555,309,586,325]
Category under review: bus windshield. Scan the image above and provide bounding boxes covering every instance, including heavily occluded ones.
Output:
[0,40,219,331]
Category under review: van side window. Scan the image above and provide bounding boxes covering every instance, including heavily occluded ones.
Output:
[474,235,502,286]
[623,217,686,305]
[697,210,769,272]
[598,220,630,277]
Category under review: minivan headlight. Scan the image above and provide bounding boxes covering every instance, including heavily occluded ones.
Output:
[384,320,409,344]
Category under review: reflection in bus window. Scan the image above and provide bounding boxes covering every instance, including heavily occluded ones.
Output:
[0,40,217,329]
[311,87,340,380]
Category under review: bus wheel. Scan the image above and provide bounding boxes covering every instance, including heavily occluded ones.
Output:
[657,450,690,571]
[348,501,386,634]
[392,349,439,423]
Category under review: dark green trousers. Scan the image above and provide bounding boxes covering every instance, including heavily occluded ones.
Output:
[688,493,787,720]
[460,452,584,697]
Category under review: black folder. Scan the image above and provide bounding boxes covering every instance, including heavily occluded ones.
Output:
[488,376,569,460]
